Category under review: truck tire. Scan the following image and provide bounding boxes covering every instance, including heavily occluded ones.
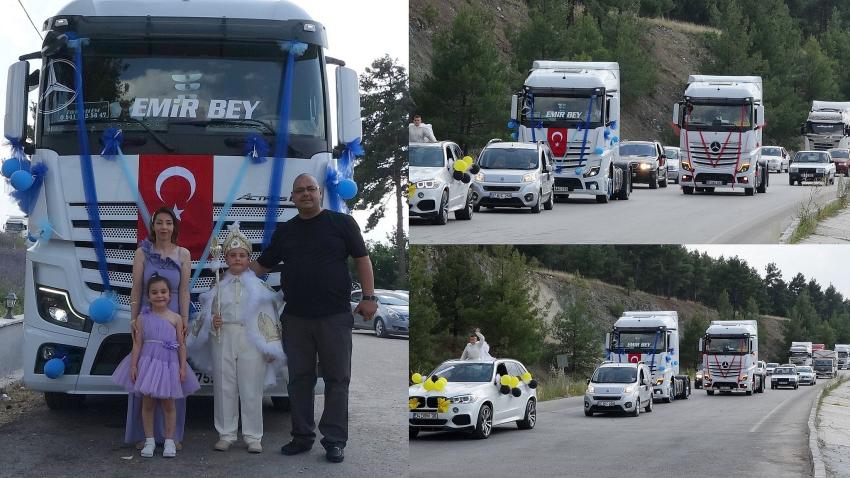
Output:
[757,169,768,193]
[683,186,694,195]
[745,186,755,196]
[616,176,631,200]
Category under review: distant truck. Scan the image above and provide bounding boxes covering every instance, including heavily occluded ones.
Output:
[788,341,813,367]
[835,344,850,369]
[4,216,27,236]
[672,75,768,196]
[605,311,691,403]
[512,61,631,203]
[813,349,838,378]
[700,320,765,395]
[802,101,850,151]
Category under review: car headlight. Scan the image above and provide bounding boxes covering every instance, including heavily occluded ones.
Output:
[449,394,477,404]
[640,163,651,170]
[696,372,703,379]
[584,166,600,177]
[387,308,399,319]
[415,179,441,189]
[737,163,750,173]
[475,172,485,182]
[521,173,536,183]
[586,384,595,394]
[623,386,634,394]
[36,285,89,332]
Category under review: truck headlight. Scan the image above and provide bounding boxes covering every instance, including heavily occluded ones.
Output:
[584,166,601,177]
[681,161,694,172]
[737,163,750,173]
[415,179,441,189]
[740,375,748,381]
[656,377,664,385]
[36,285,89,332]
[586,384,595,394]
[449,394,477,404]
[522,173,535,183]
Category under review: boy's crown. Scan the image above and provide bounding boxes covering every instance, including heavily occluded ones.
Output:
[223,222,251,255]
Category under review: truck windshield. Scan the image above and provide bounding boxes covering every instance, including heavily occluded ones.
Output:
[790,351,809,357]
[705,337,748,353]
[523,94,603,127]
[829,150,850,159]
[38,39,327,157]
[685,103,752,131]
[615,332,664,352]
[839,352,849,358]
[409,146,444,167]
[478,148,538,170]
[814,360,832,366]
[592,367,637,384]
[807,122,843,135]
[431,363,494,383]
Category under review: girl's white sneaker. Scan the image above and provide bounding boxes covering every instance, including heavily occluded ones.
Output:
[140,438,155,458]
[163,439,177,458]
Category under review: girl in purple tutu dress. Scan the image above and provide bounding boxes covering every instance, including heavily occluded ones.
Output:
[113,275,200,458]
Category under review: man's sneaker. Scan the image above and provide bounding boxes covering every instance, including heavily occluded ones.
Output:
[163,439,177,458]
[140,438,155,458]
[247,441,263,453]
[214,439,233,451]
[280,440,312,455]
[325,446,344,463]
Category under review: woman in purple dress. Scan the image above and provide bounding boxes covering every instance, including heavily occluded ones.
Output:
[125,207,191,449]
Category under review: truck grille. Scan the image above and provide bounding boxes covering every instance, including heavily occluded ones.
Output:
[707,361,743,378]
[686,142,742,167]
[70,202,287,310]
[552,141,592,168]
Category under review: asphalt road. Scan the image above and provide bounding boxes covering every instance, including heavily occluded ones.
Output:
[0,330,408,478]
[410,372,841,478]
[411,172,843,244]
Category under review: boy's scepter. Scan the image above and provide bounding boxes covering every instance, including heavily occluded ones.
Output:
[209,236,223,343]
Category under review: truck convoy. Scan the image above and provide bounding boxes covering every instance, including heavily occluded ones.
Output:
[813,349,838,378]
[7,0,358,408]
[835,344,850,369]
[605,311,691,403]
[789,341,813,367]
[700,320,765,395]
[802,101,850,150]
[672,75,768,196]
[511,61,630,203]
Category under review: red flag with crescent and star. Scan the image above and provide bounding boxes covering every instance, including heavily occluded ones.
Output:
[627,353,642,364]
[138,155,213,260]
[547,128,568,157]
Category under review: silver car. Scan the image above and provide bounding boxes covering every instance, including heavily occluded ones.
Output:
[584,362,653,417]
[664,146,681,183]
[350,289,409,338]
[797,366,817,385]
[471,141,555,213]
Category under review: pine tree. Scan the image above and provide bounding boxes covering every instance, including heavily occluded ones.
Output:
[717,290,734,321]
[552,294,601,374]
[409,246,441,373]
[681,313,709,371]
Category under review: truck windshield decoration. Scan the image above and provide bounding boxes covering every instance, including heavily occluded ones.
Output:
[615,332,665,353]
[523,94,603,127]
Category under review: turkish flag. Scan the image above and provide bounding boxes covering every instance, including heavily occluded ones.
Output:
[138,155,213,260]
[627,353,642,364]
[547,128,568,157]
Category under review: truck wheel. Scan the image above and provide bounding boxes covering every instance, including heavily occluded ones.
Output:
[617,176,631,200]
[683,186,694,195]
[472,404,493,439]
[745,187,755,196]
[757,169,768,193]
[649,171,658,189]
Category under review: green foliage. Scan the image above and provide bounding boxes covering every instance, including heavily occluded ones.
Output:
[409,246,441,372]
[600,13,656,102]
[716,290,733,321]
[681,313,709,369]
[551,293,602,375]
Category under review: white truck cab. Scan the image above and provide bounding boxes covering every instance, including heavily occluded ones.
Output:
[835,344,850,369]
[409,141,474,224]
[700,320,764,395]
[802,101,850,150]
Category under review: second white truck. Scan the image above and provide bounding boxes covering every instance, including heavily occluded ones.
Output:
[789,341,813,367]
[802,101,850,150]
[605,311,691,403]
[813,349,838,378]
[700,320,765,395]
[835,344,850,370]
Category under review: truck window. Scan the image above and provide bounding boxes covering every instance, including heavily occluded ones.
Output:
[686,103,752,130]
[524,94,603,127]
[705,337,748,353]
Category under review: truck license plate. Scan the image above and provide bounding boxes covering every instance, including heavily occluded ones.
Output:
[600,401,615,406]
[491,192,512,199]
[412,411,437,419]
[706,180,724,185]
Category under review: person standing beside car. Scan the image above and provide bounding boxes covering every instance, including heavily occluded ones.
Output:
[249,173,377,464]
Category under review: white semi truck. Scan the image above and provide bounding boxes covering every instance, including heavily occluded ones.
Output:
[789,341,813,366]
[802,101,850,150]
[5,0,361,409]
[672,75,768,196]
[813,349,838,378]
[700,320,765,395]
[835,344,850,369]
[605,311,691,403]
[511,61,631,203]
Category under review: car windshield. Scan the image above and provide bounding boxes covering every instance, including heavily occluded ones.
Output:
[829,150,850,159]
[774,367,794,375]
[807,122,844,135]
[762,147,782,156]
[767,363,779,368]
[798,367,813,373]
[478,148,539,170]
[592,367,637,384]
[431,363,494,383]
[619,143,656,157]
[794,152,830,163]
[409,146,445,167]
[705,337,748,353]
[377,294,407,306]
[664,148,679,159]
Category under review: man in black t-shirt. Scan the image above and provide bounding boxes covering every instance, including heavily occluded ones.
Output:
[250,173,377,464]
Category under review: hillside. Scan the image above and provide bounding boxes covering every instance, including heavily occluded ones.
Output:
[533,268,788,364]
[410,1,714,144]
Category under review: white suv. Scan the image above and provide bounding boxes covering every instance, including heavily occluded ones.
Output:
[409,358,538,439]
[471,141,555,213]
[584,362,653,417]
[409,141,474,225]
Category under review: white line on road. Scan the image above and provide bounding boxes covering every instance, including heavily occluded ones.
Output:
[750,393,797,433]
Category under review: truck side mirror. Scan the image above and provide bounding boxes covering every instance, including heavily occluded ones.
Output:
[672,103,681,128]
[698,338,704,352]
[335,66,362,145]
[607,97,619,126]
[4,61,29,142]
[510,95,518,122]
[755,105,765,129]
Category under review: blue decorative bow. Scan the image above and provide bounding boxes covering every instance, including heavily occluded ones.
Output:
[244,134,269,164]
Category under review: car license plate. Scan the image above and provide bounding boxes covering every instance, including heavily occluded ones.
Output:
[706,180,724,185]
[554,186,572,193]
[491,192,512,199]
[195,372,213,384]
[600,401,615,407]
[720,385,731,390]
[412,411,437,419]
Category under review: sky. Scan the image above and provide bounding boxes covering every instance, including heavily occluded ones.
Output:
[0,0,408,242]
[689,245,850,298]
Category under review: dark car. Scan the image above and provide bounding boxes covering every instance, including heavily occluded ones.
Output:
[828,148,850,176]
[619,141,668,189]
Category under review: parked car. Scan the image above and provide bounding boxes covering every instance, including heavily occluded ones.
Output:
[471,141,555,213]
[350,289,408,338]
[694,369,704,389]
[584,362,653,417]
[770,365,799,389]
[409,141,474,225]
[765,362,779,375]
[789,150,836,185]
[762,146,791,173]
[828,148,850,176]
[619,141,668,189]
[409,358,537,439]
[796,366,817,386]
[664,146,681,183]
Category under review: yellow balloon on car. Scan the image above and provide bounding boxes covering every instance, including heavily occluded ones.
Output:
[453,160,466,172]
[412,373,423,384]
[522,372,532,382]
[500,375,511,386]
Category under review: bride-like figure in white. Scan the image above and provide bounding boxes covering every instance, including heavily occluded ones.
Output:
[460,328,492,361]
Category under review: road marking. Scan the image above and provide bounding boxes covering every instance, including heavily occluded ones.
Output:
[749,393,797,433]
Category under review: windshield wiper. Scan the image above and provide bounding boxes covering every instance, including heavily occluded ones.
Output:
[179,118,276,135]
[53,116,175,152]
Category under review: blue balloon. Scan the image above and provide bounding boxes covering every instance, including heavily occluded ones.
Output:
[673,360,679,366]
[610,120,618,130]
[510,132,518,141]
[658,365,666,372]
[507,120,517,129]
[1,158,21,178]
[604,129,611,139]
[336,178,358,200]
[44,358,65,379]
[665,355,672,362]
[89,297,116,324]
[611,136,620,143]
[594,147,604,155]
[10,170,34,191]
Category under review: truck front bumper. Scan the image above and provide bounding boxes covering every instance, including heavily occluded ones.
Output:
[679,169,756,189]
